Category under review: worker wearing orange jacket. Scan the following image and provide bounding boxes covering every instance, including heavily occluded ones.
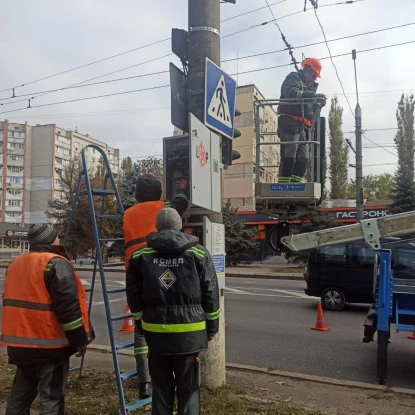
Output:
[277,58,326,184]
[122,174,189,399]
[1,224,94,415]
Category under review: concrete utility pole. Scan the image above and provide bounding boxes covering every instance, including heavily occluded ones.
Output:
[352,50,364,221]
[188,0,226,388]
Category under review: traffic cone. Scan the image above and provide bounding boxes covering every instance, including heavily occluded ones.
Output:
[311,302,330,332]
[408,332,415,340]
[120,305,134,333]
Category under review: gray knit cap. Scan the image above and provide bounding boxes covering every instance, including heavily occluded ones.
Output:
[28,224,58,245]
[156,208,183,231]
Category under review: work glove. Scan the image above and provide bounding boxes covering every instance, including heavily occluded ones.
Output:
[315,93,327,108]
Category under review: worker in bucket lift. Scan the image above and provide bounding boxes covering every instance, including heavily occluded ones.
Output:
[122,174,189,400]
[126,208,220,415]
[277,58,326,184]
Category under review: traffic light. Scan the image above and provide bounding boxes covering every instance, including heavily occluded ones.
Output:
[222,108,241,166]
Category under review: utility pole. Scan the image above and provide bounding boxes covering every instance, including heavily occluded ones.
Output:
[352,49,364,221]
[188,0,226,388]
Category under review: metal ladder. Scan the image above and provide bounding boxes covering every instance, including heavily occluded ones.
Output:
[63,144,152,414]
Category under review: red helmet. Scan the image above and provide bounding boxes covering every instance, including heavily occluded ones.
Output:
[301,58,322,78]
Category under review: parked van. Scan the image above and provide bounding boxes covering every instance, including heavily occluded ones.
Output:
[304,238,415,311]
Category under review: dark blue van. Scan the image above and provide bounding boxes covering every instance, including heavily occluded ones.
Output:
[304,238,415,311]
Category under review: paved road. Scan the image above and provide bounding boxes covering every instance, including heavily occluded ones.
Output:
[1,271,415,388]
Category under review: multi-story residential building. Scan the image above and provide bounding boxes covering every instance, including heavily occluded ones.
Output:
[0,120,120,226]
[223,84,279,209]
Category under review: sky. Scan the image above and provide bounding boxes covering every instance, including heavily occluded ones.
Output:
[0,0,414,180]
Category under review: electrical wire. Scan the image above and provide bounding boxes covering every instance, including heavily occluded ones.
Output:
[0,85,170,115]
[233,40,415,76]
[313,8,354,118]
[222,0,365,39]
[0,70,170,104]
[222,22,415,63]
[363,133,398,157]
[2,39,414,117]
[221,0,291,22]
[0,38,170,94]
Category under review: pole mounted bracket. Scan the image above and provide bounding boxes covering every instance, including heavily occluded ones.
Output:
[188,72,205,80]
[189,26,220,36]
[361,219,381,250]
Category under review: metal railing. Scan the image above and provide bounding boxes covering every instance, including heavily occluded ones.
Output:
[254,98,322,185]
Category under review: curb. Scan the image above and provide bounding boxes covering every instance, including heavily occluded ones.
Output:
[87,345,415,397]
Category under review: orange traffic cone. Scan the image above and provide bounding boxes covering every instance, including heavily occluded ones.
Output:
[120,305,134,333]
[311,302,330,332]
[408,332,415,340]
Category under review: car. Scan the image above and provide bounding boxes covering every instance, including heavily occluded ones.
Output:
[74,257,96,266]
[304,237,415,311]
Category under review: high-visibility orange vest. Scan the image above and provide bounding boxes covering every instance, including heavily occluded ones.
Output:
[123,200,167,268]
[1,252,92,349]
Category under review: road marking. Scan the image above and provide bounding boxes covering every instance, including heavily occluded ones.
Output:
[224,287,250,294]
[80,279,90,286]
[225,292,315,300]
[229,286,309,298]
[114,281,125,286]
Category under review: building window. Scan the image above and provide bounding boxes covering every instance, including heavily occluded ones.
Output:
[75,142,79,150]
[8,143,24,150]
[8,155,24,161]
[260,168,264,179]
[55,168,63,175]
[55,146,70,156]
[8,200,23,207]
[8,131,25,139]
[8,166,24,173]
[56,134,70,145]
[8,190,22,195]
[8,177,23,184]
[93,148,96,154]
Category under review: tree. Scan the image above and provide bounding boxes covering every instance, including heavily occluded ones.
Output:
[46,159,94,258]
[328,97,349,199]
[284,211,338,265]
[346,173,395,200]
[391,94,415,213]
[222,201,259,266]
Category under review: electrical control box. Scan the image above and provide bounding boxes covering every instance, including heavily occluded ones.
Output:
[163,113,221,213]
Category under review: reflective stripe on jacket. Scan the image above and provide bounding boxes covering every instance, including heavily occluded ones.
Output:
[126,230,220,355]
[1,252,91,349]
[123,200,167,268]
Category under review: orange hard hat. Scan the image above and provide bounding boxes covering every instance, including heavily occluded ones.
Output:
[301,58,322,78]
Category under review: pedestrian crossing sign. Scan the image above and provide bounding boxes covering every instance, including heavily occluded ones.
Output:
[204,58,237,139]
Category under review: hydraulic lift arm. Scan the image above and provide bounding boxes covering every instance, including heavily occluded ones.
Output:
[281,210,415,252]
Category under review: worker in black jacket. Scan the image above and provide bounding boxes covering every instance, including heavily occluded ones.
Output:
[126,208,220,415]
[277,58,326,184]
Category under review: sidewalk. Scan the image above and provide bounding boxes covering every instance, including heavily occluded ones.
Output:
[1,346,414,414]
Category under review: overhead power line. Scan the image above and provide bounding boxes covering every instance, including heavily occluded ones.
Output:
[0,38,170,94]
[0,70,170,104]
[313,8,354,118]
[233,40,415,75]
[2,39,414,117]
[0,85,170,116]
[223,0,365,39]
[222,22,415,63]
[363,133,398,157]
[221,0,291,22]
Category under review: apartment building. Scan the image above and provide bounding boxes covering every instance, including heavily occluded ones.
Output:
[0,120,120,226]
[223,84,279,209]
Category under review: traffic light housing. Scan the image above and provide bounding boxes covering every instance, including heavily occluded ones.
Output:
[222,108,241,167]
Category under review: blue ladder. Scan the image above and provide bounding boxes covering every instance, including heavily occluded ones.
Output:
[63,144,151,414]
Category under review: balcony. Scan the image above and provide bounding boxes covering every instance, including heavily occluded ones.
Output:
[7,157,24,167]
[7,148,25,156]
[6,168,24,177]
[6,190,23,200]
[5,205,23,212]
